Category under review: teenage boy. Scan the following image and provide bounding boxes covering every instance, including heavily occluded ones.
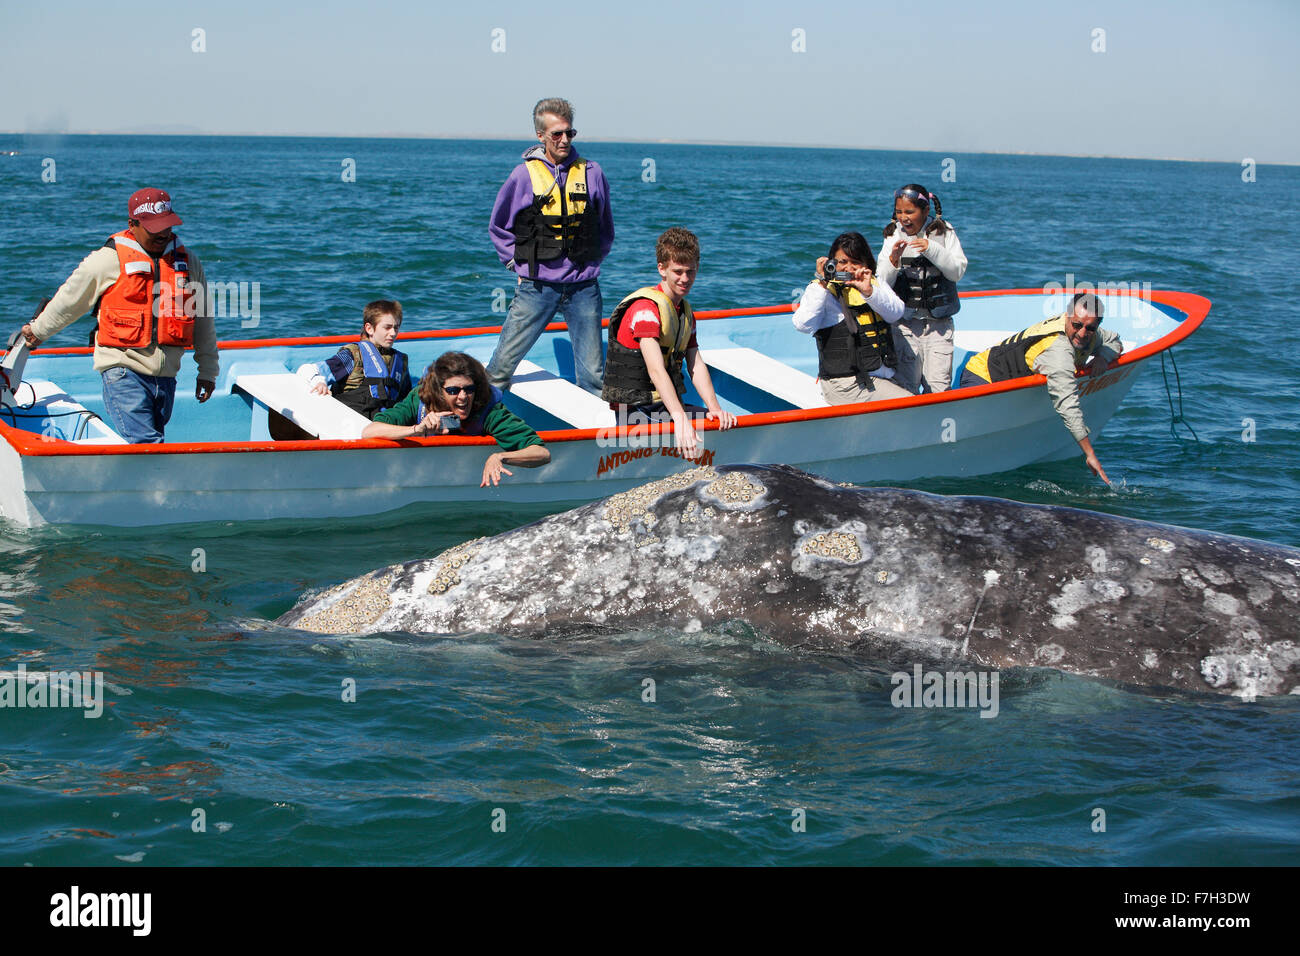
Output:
[297,300,410,419]
[600,227,735,458]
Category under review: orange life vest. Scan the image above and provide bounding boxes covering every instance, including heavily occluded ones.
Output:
[95,229,196,349]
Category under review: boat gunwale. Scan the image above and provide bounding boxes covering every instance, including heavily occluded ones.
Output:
[0,288,1209,458]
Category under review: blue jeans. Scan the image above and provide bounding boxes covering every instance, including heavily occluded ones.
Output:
[101,367,177,443]
[487,278,605,396]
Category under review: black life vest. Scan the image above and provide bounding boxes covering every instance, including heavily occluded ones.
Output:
[601,288,693,406]
[813,283,897,379]
[511,158,601,278]
[336,341,408,420]
[890,236,960,319]
[982,315,1101,382]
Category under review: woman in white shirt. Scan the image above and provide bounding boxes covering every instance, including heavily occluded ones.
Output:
[792,231,911,405]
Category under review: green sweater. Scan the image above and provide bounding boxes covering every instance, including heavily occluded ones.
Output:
[373,389,544,452]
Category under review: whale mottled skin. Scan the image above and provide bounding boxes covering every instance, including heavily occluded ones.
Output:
[279,464,1300,699]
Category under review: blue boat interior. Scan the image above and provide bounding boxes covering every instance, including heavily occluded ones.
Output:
[4,293,1187,445]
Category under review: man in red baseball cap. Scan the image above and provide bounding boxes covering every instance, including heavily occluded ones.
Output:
[127,187,183,234]
[21,187,219,443]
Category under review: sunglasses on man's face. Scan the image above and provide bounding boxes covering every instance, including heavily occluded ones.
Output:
[443,384,476,396]
[546,128,577,142]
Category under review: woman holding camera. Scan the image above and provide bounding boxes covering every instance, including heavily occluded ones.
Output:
[792,231,911,405]
[362,351,550,486]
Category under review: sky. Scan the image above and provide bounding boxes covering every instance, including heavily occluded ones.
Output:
[2,0,1297,163]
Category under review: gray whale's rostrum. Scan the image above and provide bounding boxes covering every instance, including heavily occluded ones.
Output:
[278,464,1300,699]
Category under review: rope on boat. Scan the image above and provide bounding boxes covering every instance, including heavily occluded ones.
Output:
[0,399,100,440]
[1159,348,1199,443]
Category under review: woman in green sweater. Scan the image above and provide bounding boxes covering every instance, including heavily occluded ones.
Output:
[363,351,550,487]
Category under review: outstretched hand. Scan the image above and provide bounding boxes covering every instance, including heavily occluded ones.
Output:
[481,452,514,487]
[1085,452,1110,486]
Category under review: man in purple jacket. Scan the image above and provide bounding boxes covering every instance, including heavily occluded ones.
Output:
[487,97,615,396]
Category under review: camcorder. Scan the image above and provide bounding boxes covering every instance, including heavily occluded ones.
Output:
[821,262,857,284]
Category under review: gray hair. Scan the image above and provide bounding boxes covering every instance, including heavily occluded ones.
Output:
[533,98,574,133]
[1071,291,1104,318]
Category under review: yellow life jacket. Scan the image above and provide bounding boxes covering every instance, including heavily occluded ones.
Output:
[601,287,694,405]
[814,280,898,379]
[512,158,600,276]
[965,315,1101,382]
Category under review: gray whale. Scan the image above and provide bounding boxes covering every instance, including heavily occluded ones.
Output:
[278,464,1300,699]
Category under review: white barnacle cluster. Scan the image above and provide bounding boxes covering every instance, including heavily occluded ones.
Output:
[601,467,718,536]
[427,538,486,595]
[702,471,767,507]
[801,531,863,563]
[296,573,394,633]
[792,524,871,581]
[678,500,719,526]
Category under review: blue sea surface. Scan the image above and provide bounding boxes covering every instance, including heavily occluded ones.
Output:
[1,135,1297,865]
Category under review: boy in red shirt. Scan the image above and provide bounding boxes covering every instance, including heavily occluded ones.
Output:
[600,228,735,457]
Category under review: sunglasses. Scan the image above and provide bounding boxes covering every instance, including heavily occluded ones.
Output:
[894,187,930,206]
[443,384,476,396]
[546,128,578,142]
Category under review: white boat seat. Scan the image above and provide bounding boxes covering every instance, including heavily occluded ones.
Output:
[14,379,126,444]
[700,348,827,409]
[234,373,370,440]
[509,360,615,429]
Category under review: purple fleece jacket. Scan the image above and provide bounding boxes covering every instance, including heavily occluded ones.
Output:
[488,144,615,283]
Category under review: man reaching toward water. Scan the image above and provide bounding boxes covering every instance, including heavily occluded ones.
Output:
[961,292,1123,482]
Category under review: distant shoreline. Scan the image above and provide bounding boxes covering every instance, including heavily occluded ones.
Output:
[0,129,1291,167]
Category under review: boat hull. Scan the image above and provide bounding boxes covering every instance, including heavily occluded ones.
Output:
[0,289,1206,528]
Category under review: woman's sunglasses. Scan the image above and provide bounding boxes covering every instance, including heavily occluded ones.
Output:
[443,384,476,396]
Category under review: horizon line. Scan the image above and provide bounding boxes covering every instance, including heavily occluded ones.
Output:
[0,129,1288,168]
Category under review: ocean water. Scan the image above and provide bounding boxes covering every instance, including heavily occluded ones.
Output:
[0,135,1297,866]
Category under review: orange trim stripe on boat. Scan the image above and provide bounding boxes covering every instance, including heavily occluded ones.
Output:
[0,289,1210,457]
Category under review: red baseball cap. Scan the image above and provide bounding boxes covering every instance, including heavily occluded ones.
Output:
[127,188,182,232]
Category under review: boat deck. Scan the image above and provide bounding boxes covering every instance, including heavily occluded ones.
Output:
[3,290,1168,447]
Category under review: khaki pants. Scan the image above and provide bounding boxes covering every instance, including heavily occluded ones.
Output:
[893,315,954,394]
[819,373,914,405]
